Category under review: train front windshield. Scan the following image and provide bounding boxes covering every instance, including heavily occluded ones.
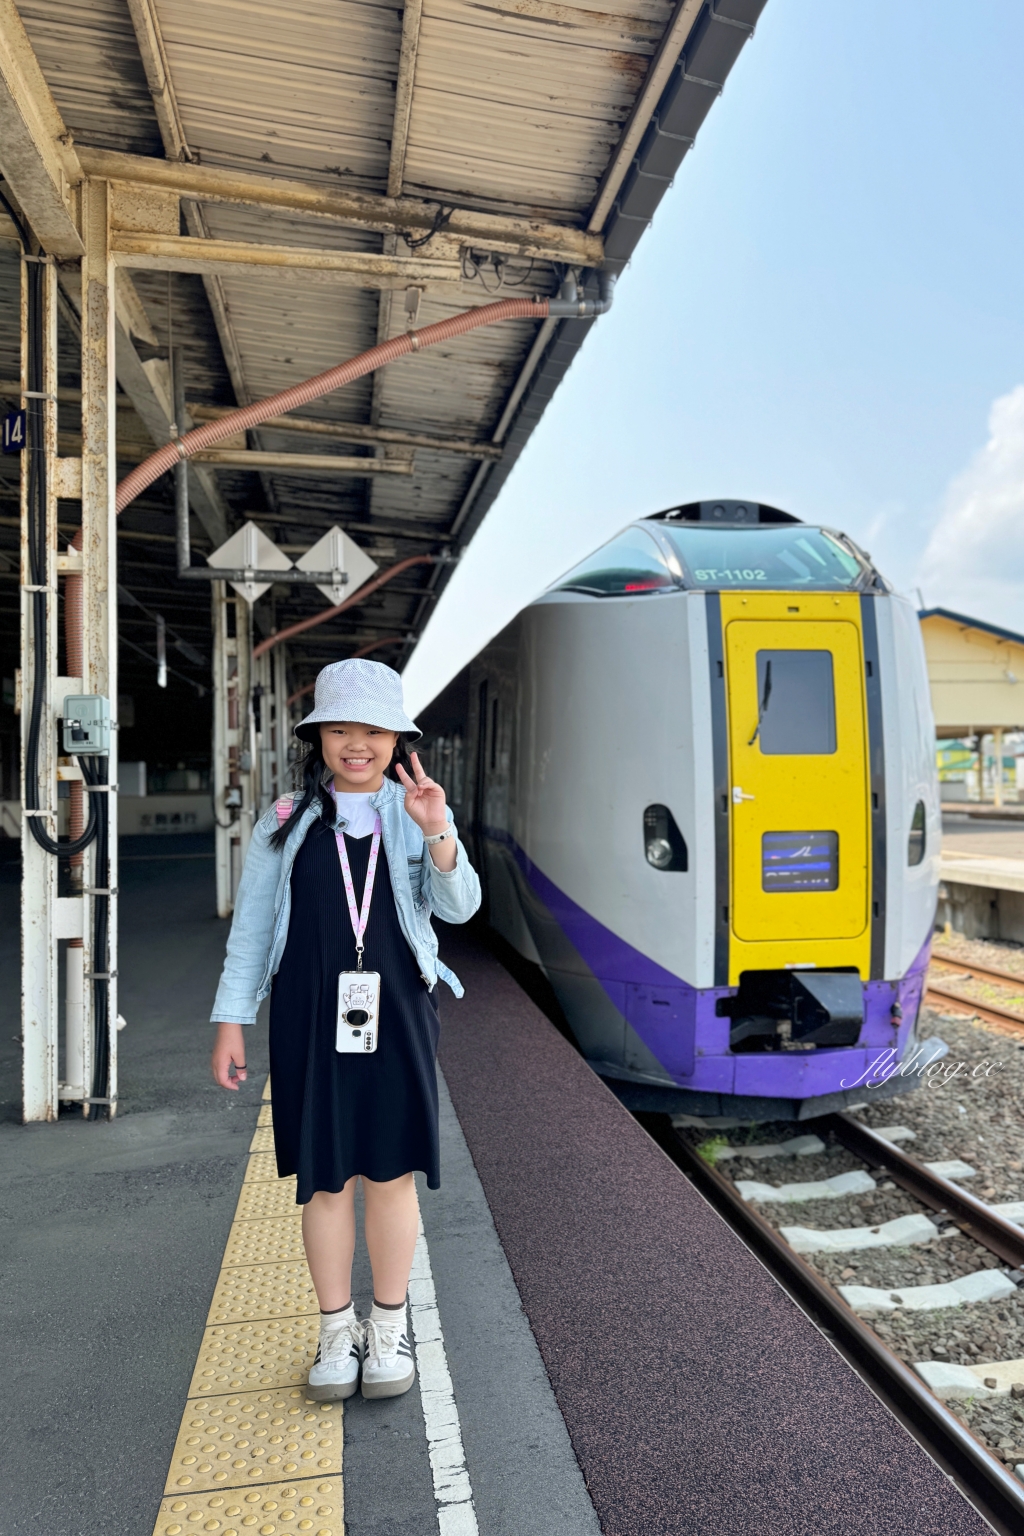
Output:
[660,525,866,590]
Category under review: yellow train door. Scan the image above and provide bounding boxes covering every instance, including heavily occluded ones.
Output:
[722,595,870,976]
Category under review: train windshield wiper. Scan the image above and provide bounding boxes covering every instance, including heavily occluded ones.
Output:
[748,659,772,746]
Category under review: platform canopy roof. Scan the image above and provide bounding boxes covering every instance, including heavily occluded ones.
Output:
[919,608,1024,736]
[0,0,766,695]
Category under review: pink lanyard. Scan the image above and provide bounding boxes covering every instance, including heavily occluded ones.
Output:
[335,815,382,971]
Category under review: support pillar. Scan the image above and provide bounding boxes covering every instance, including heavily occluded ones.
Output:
[80,177,119,1117]
[273,643,289,801]
[253,647,273,815]
[20,251,59,1122]
[994,727,1004,809]
[212,582,255,916]
[251,639,288,814]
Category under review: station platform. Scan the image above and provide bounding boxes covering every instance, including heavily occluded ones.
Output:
[940,814,1024,940]
[0,837,992,1535]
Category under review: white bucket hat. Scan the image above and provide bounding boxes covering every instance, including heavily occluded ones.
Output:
[295,658,421,743]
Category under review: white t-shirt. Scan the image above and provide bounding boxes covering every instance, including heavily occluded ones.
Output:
[330,788,377,838]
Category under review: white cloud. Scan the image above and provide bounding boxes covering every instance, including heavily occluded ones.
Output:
[918,385,1024,631]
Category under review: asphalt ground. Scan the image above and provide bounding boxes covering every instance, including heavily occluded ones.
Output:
[436,925,994,1536]
[0,835,267,1534]
[0,836,596,1536]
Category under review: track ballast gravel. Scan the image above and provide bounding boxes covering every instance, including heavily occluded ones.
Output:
[699,976,1024,1472]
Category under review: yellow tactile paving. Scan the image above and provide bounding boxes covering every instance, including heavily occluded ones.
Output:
[153,1476,342,1536]
[207,1261,319,1326]
[258,1103,274,1128]
[245,1152,283,1182]
[236,1178,300,1222]
[222,1216,306,1270]
[163,1390,342,1495]
[150,1093,342,1535]
[262,1076,273,1101]
[189,1316,321,1398]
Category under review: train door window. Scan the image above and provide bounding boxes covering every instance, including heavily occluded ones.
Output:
[908,800,926,866]
[643,805,688,870]
[552,526,678,596]
[754,650,836,755]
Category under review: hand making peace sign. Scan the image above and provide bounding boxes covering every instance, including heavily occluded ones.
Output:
[394,752,449,837]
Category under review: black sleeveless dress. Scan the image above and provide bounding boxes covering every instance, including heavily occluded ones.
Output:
[269,819,441,1202]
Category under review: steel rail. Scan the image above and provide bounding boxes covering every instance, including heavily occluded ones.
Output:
[932,949,1024,992]
[826,1112,1024,1268]
[639,1114,1024,1536]
[925,979,1024,1035]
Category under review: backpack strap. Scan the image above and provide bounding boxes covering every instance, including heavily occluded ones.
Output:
[275,794,296,827]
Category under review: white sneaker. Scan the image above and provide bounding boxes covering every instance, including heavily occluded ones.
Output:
[307,1311,363,1401]
[361,1311,415,1399]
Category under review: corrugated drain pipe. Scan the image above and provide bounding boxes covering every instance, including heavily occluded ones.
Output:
[117,277,614,515]
[115,273,613,657]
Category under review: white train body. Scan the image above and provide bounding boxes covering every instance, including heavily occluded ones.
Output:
[420,501,942,1121]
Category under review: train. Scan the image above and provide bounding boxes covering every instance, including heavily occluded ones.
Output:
[417,499,945,1124]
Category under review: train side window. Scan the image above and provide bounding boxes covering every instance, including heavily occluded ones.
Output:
[644,804,688,870]
[908,800,926,866]
[754,650,836,755]
[553,526,678,597]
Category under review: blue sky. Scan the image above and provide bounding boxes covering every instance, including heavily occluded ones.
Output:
[403,0,1024,712]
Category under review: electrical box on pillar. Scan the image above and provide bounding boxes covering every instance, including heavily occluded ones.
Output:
[61,696,111,754]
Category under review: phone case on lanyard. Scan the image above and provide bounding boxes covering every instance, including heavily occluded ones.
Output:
[276,797,380,1054]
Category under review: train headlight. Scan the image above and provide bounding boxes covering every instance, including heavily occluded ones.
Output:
[646,837,673,869]
[643,805,688,871]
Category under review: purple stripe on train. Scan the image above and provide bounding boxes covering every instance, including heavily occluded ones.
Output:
[508,839,930,1098]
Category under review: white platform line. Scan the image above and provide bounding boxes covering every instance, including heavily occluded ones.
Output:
[409,1214,479,1536]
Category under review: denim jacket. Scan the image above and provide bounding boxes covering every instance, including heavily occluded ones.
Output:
[210,776,481,1025]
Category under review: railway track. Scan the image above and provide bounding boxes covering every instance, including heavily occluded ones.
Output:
[927,948,1024,1034]
[643,1110,1024,1536]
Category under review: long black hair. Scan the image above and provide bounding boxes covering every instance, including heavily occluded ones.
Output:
[269,732,415,850]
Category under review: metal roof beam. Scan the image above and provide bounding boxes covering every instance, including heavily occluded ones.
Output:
[124,0,190,162]
[110,231,465,288]
[53,267,230,545]
[124,0,277,517]
[0,382,499,460]
[191,450,414,476]
[76,147,603,267]
[588,0,704,233]
[0,379,135,407]
[187,403,502,461]
[388,0,423,198]
[0,0,83,255]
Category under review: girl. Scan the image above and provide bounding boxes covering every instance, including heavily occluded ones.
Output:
[210,658,481,1401]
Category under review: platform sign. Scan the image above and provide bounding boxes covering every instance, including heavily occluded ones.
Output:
[2,409,26,453]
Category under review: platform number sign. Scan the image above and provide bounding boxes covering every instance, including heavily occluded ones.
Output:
[2,409,26,454]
